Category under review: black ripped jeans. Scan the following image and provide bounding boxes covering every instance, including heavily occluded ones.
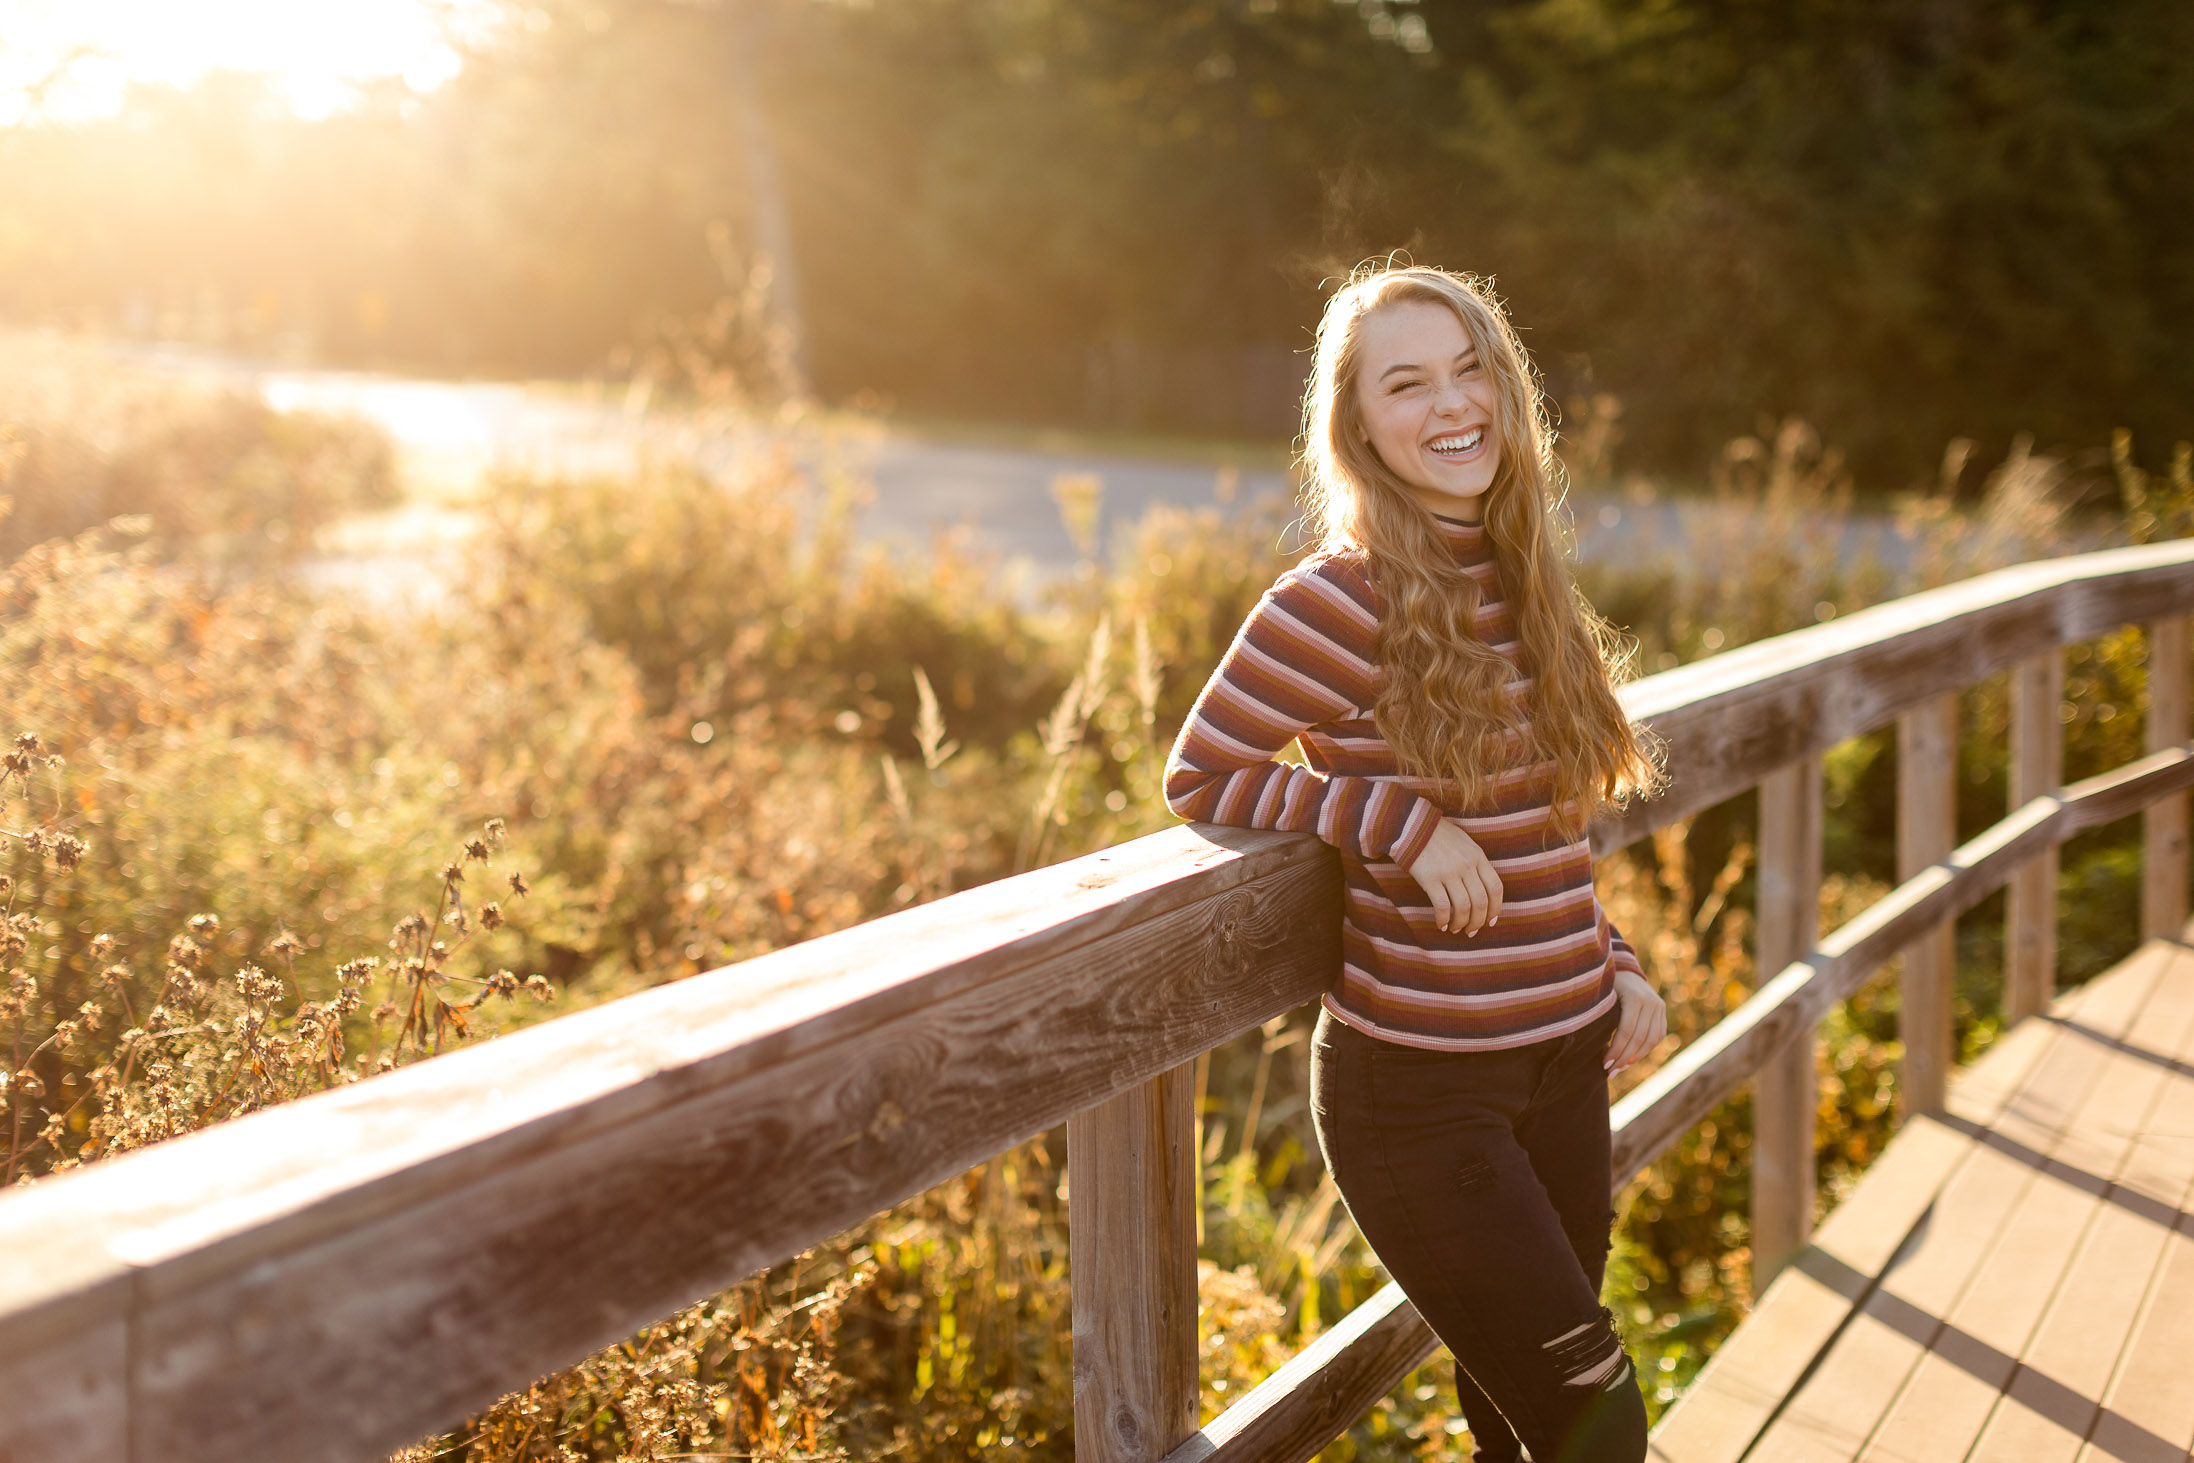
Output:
[1310,1005,1649,1463]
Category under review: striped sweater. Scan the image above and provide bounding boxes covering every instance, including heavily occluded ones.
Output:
[1164,514,1642,1051]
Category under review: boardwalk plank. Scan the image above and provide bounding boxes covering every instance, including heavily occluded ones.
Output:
[1971,1193,2191,1463]
[1751,1136,2038,1463]
[2075,1212,2194,1463]
[1856,1179,2096,1463]
[1878,945,2194,1463]
[1967,945,2194,1463]
[1741,944,2175,1462]
[2075,956,2194,1463]
[1647,968,2122,1463]
[1646,1016,2063,1463]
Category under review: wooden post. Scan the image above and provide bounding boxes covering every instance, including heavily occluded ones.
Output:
[1069,1063,1201,1463]
[2006,652,2064,1024]
[2145,616,2191,941]
[1898,693,1958,1119]
[1752,756,1823,1289]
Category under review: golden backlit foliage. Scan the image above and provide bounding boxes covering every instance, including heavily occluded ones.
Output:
[6,341,2194,1453]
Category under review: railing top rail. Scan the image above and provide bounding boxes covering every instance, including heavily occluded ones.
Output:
[1,826,1340,1460]
[1595,537,2194,852]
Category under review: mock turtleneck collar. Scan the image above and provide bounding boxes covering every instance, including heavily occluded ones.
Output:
[1431,511,1490,563]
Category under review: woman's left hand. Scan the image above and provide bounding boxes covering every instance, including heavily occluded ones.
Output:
[1604,967,1666,1073]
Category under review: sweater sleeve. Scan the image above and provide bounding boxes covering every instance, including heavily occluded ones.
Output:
[1600,907,1646,984]
[1163,563,1445,869]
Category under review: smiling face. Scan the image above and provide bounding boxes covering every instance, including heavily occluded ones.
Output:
[1350,298,1502,521]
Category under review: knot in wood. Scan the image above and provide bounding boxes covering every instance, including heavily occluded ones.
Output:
[830,1037,938,1173]
[1203,888,1256,979]
[865,1098,905,1142]
[1109,1400,1148,1454]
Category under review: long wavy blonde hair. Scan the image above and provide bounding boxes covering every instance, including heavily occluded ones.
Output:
[1300,263,1661,833]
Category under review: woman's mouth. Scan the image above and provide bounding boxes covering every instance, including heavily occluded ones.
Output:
[1426,426,1487,460]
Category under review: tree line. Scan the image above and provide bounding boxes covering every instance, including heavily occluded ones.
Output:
[2,0,2188,483]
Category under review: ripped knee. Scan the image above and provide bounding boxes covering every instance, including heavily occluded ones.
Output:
[1541,1307,1631,1393]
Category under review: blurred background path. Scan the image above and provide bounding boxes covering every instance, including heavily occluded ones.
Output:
[115,339,1905,597]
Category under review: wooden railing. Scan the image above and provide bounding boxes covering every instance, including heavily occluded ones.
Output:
[6,540,2194,1463]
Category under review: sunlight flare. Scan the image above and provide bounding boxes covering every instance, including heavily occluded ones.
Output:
[1,0,485,121]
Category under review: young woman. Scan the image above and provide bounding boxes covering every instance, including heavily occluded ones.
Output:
[1165,264,1664,1463]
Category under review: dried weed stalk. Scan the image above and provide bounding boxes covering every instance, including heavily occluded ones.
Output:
[1,731,547,1184]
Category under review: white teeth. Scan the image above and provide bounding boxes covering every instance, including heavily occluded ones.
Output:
[1429,427,1484,455]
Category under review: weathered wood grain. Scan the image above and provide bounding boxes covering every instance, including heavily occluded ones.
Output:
[2145,617,2190,940]
[1899,693,1959,1118]
[1070,1064,1201,1463]
[1753,756,1824,1288]
[2007,651,2065,1023]
[1159,1282,1437,1463]
[0,1309,127,1463]
[2060,744,2194,831]
[0,825,1340,1463]
[1593,540,2194,857]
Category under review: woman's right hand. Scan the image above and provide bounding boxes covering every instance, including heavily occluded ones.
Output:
[1406,819,1504,935]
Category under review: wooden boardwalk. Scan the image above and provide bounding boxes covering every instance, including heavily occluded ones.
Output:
[1652,934,2194,1463]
